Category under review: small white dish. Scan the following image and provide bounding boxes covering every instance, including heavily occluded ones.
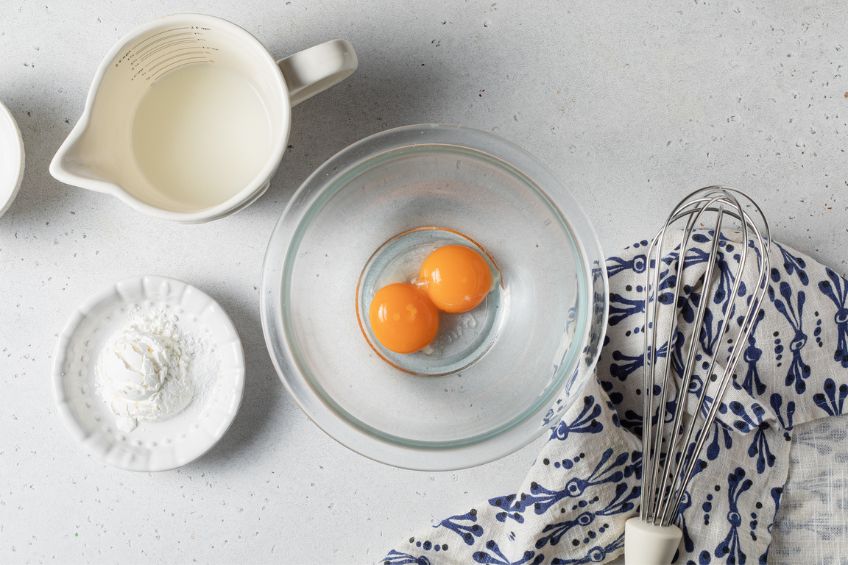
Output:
[0,100,24,218]
[53,276,245,471]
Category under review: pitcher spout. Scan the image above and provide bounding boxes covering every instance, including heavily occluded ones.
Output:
[50,121,122,195]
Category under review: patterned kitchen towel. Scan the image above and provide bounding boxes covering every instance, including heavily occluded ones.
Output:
[383,231,848,565]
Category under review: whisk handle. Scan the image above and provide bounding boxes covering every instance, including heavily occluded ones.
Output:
[624,517,682,565]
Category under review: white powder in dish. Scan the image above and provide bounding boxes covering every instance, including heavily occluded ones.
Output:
[94,306,213,432]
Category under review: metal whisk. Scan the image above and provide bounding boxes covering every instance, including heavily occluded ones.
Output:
[623,186,770,565]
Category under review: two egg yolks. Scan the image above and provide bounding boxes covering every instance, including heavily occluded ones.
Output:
[368,245,493,354]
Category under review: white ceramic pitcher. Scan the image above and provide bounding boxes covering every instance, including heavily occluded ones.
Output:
[50,14,357,223]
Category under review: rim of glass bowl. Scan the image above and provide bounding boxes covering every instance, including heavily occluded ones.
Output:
[260,124,608,470]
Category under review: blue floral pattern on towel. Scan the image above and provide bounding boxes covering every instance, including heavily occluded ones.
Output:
[385,233,848,564]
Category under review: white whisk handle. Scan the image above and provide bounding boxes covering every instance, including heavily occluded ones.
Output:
[623,517,682,565]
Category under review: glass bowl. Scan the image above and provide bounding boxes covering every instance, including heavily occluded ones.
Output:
[355,225,506,376]
[261,124,607,470]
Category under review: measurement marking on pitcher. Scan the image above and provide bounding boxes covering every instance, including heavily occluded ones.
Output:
[131,36,199,66]
[149,57,216,81]
[117,26,195,64]
[137,46,214,67]
[117,26,216,82]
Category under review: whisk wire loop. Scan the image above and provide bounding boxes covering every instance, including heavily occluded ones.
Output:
[639,186,770,527]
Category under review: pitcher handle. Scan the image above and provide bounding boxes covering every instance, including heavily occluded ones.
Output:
[277,39,357,107]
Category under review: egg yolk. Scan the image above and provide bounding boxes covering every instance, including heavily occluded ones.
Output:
[418,245,493,313]
[368,283,440,353]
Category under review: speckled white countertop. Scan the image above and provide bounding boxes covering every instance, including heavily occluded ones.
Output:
[1,1,846,563]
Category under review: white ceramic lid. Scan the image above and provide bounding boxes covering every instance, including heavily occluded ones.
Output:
[0,100,24,218]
